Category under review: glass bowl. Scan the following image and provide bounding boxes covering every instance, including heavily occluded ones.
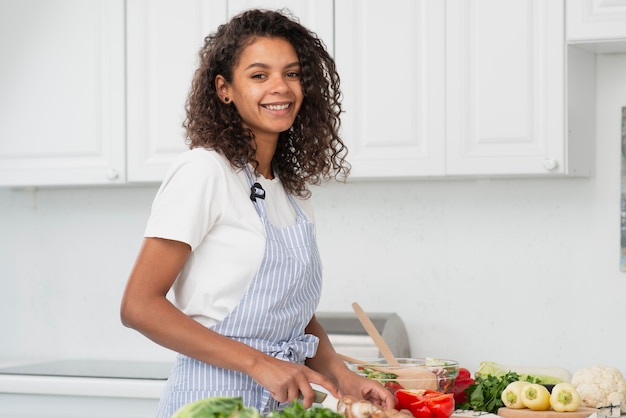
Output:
[346,357,460,394]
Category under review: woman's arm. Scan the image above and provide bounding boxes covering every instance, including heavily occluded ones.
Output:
[120,237,340,407]
[305,316,396,409]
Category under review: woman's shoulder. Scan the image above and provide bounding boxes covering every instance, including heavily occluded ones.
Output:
[166,147,236,179]
[175,147,228,167]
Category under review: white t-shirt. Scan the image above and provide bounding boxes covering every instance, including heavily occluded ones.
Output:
[144,147,315,327]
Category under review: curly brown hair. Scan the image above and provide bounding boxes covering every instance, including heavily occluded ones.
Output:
[184,9,350,198]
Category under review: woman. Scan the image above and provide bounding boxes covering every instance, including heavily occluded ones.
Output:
[120,9,395,417]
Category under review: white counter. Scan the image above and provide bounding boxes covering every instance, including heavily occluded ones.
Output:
[0,360,169,418]
[0,373,166,399]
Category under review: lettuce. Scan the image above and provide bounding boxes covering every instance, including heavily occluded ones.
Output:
[172,396,261,418]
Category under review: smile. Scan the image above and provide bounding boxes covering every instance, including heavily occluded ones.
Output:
[263,103,290,111]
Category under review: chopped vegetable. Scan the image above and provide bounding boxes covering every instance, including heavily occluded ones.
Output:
[395,389,455,418]
[361,368,404,394]
[362,367,399,381]
[520,383,551,411]
[550,382,582,412]
[476,361,571,385]
[571,365,626,415]
[501,381,528,409]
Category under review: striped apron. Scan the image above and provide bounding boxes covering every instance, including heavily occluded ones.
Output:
[156,167,322,417]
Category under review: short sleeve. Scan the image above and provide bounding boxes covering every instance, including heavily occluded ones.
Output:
[144,151,226,250]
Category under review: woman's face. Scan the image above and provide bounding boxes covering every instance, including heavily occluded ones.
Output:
[218,37,304,144]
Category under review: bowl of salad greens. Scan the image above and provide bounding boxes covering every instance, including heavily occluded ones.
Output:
[347,358,460,394]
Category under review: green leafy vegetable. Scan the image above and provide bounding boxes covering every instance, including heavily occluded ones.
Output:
[172,396,261,418]
[458,371,538,414]
[173,397,340,418]
[268,401,343,418]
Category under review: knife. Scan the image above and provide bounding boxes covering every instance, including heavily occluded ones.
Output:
[298,389,328,404]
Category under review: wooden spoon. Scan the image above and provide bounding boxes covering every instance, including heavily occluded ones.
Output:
[351,302,400,366]
[338,353,438,391]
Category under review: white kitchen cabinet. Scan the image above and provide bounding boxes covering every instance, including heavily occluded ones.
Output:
[338,0,594,179]
[126,0,226,182]
[335,0,446,178]
[0,0,126,187]
[446,0,593,176]
[126,0,334,183]
[567,0,626,47]
[0,0,595,186]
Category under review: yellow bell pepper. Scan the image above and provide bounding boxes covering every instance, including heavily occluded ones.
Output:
[521,383,551,411]
[550,382,582,412]
[501,381,529,409]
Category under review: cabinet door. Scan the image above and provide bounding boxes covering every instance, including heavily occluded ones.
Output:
[567,0,626,42]
[334,0,446,178]
[0,0,125,186]
[446,0,566,175]
[126,0,226,182]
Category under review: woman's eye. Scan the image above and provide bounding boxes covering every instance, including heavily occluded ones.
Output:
[286,72,301,78]
[251,73,266,80]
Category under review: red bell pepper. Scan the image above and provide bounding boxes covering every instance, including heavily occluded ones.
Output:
[451,368,474,404]
[395,389,456,418]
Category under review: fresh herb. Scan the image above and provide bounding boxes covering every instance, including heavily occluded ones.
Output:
[458,371,538,414]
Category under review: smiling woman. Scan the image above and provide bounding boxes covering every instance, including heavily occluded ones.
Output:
[119,8,394,418]
[214,36,305,165]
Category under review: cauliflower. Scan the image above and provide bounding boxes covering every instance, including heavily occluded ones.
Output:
[571,365,626,415]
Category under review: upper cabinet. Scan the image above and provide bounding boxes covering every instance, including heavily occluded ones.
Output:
[0,0,598,186]
[567,0,626,47]
[335,1,446,178]
[445,0,592,176]
[0,0,125,187]
[126,0,225,183]
[338,0,594,179]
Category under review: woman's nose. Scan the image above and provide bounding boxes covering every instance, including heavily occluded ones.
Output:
[269,75,289,94]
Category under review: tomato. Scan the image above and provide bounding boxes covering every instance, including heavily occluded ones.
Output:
[395,389,455,418]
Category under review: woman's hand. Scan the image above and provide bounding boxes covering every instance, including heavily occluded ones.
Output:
[336,368,397,410]
[248,354,341,409]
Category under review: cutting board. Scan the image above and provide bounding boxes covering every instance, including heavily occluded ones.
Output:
[498,407,598,418]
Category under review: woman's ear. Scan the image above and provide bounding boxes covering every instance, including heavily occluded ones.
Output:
[215,75,231,104]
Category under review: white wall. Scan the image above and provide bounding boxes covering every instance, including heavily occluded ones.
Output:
[1,54,625,376]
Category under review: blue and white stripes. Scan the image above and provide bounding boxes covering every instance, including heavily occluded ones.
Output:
[156,167,323,417]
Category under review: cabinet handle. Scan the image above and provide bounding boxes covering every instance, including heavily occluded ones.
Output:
[106,169,120,181]
[543,158,558,171]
